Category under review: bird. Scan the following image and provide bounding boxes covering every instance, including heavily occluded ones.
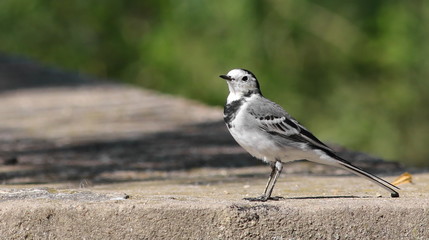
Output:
[219,68,399,201]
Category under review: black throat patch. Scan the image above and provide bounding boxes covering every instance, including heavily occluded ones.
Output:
[224,99,244,128]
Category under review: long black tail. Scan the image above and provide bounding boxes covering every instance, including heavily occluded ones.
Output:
[335,157,399,197]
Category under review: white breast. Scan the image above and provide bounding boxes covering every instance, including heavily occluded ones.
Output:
[227,98,279,163]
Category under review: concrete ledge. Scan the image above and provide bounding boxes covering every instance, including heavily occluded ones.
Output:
[3,198,427,239]
[0,194,427,239]
[1,172,427,239]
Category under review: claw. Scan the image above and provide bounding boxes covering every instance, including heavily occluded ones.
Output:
[243,195,284,202]
[244,196,268,202]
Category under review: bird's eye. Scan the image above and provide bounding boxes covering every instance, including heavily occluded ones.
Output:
[242,76,248,81]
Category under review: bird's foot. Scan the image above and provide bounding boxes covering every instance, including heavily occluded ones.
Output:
[243,195,284,202]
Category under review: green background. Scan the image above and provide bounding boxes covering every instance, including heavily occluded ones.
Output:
[1,0,428,166]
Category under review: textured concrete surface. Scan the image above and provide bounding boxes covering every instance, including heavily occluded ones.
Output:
[0,172,428,239]
[0,54,426,239]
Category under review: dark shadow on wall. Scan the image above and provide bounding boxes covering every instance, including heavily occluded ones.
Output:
[0,120,258,184]
[0,120,403,184]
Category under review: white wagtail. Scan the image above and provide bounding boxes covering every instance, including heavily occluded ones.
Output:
[220,68,399,201]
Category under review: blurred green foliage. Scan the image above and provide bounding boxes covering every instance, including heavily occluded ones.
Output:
[0,0,428,166]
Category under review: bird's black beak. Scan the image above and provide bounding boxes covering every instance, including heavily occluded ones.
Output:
[219,75,233,81]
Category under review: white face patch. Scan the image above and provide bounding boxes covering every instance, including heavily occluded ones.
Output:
[224,69,260,103]
[227,69,247,80]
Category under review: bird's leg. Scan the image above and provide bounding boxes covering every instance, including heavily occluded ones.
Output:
[244,160,284,202]
[265,160,283,199]
[262,162,278,196]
